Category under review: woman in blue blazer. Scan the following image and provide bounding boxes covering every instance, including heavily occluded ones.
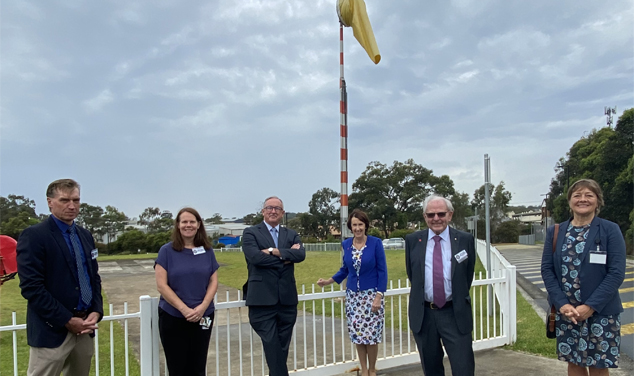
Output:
[541,179,626,375]
[317,209,387,376]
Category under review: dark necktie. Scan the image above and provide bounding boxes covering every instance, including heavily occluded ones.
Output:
[69,226,92,306]
[432,235,446,308]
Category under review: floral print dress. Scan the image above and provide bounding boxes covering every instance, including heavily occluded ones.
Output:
[555,223,621,368]
[344,244,384,345]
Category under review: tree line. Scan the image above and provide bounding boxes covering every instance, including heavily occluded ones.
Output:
[287,159,520,243]
[546,108,633,254]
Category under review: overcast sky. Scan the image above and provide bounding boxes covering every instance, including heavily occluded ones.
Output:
[1,0,632,220]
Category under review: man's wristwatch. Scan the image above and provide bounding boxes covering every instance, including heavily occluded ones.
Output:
[268,247,273,255]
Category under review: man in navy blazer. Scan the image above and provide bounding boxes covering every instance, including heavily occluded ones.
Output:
[242,196,306,376]
[405,195,476,376]
[17,179,103,376]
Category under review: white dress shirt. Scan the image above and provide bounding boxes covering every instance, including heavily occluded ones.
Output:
[424,227,453,303]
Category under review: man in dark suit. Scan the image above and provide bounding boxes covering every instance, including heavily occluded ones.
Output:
[405,195,476,376]
[17,179,103,376]
[242,196,306,376]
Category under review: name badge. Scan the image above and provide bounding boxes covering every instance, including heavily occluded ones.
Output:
[91,249,98,260]
[192,246,206,255]
[589,252,607,265]
[455,250,468,263]
[200,316,212,329]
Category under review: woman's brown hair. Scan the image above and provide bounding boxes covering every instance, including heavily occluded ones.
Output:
[567,178,604,215]
[171,207,211,251]
[347,209,370,235]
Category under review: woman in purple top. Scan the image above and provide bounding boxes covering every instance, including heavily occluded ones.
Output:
[317,209,387,376]
[155,207,219,376]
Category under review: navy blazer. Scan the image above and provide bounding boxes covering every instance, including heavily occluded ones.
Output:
[16,216,103,348]
[332,236,387,292]
[405,227,476,335]
[541,217,625,315]
[242,222,306,306]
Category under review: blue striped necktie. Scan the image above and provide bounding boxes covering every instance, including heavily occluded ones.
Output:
[69,226,92,306]
[271,227,279,248]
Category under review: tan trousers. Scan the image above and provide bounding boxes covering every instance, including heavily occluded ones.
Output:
[27,332,94,376]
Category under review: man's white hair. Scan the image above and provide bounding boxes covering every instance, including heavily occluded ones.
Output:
[422,195,454,213]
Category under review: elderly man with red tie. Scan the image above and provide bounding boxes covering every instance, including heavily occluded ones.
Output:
[405,195,476,376]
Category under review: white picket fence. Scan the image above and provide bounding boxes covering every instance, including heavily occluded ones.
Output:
[1,243,516,375]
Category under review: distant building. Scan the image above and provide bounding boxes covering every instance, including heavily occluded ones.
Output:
[507,211,542,224]
[206,223,250,236]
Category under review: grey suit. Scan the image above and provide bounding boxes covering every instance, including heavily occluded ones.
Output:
[242,222,305,376]
[405,227,475,376]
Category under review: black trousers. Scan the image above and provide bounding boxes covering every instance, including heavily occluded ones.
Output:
[412,305,475,376]
[158,308,214,376]
[248,304,297,376]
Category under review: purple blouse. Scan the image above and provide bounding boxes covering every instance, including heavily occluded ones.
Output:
[156,242,220,318]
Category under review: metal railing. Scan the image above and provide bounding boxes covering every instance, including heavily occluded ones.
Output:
[1,276,516,375]
[218,243,344,253]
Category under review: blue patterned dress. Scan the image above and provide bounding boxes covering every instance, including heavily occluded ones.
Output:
[555,224,621,368]
[344,244,384,345]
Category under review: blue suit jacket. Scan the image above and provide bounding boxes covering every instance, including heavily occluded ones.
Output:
[332,236,388,293]
[16,216,103,348]
[541,217,625,315]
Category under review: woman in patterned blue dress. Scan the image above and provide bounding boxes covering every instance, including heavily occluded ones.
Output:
[541,179,626,376]
[317,209,387,376]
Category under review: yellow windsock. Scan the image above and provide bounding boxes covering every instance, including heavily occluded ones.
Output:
[337,0,381,64]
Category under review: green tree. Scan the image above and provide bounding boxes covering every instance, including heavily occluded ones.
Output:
[0,212,39,239]
[242,213,263,225]
[138,207,161,228]
[547,108,633,253]
[139,207,173,233]
[102,206,128,245]
[0,195,37,220]
[77,203,105,240]
[111,229,148,254]
[449,191,474,231]
[493,220,520,243]
[147,231,172,253]
[287,212,320,239]
[205,213,223,224]
[349,159,455,237]
[308,188,339,240]
[0,195,39,239]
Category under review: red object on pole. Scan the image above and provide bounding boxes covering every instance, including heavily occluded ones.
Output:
[339,22,350,239]
[0,235,18,285]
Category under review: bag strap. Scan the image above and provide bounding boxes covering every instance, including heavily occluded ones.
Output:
[552,224,559,254]
[548,223,560,333]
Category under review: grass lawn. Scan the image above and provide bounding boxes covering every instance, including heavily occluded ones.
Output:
[0,281,140,376]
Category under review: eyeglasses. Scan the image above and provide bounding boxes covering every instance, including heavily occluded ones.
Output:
[425,212,447,219]
[263,206,284,212]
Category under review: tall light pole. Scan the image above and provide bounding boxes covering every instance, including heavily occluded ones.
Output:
[484,154,493,315]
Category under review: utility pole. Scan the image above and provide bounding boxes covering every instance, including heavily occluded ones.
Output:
[484,154,493,315]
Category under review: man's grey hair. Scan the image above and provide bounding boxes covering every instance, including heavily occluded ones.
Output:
[263,196,284,209]
[423,195,454,213]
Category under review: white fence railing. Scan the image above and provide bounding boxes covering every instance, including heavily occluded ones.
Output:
[218,243,344,253]
[475,239,517,343]
[1,274,516,376]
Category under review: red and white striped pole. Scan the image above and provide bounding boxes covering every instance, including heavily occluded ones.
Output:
[339,22,350,239]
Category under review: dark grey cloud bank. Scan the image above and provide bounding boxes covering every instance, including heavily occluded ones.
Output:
[1,0,632,219]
